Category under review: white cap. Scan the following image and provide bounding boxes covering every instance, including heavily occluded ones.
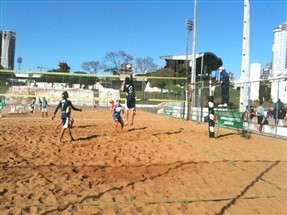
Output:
[218,66,224,70]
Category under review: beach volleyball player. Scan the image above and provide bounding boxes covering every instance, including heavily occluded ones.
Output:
[52,91,82,142]
[112,100,125,130]
[123,72,136,126]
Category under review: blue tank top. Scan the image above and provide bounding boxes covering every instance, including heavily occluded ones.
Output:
[113,105,123,118]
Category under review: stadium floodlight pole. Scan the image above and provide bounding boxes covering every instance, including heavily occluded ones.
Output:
[185,18,194,120]
[191,0,198,113]
[239,0,250,112]
[17,57,22,70]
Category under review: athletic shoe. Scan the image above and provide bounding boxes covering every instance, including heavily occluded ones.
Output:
[218,103,228,108]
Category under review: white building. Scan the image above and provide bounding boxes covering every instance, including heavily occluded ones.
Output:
[271,21,287,103]
[249,63,261,101]
[0,30,16,70]
[272,22,287,76]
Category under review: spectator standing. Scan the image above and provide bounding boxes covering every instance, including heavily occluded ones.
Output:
[267,109,274,119]
[217,67,229,107]
[256,101,265,132]
[273,99,285,124]
[242,105,255,122]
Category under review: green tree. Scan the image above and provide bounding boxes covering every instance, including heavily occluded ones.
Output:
[176,64,190,86]
[81,61,100,74]
[102,50,134,75]
[135,56,158,73]
[149,68,175,92]
[259,80,271,102]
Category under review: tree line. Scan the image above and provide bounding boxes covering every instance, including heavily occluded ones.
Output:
[47,50,158,75]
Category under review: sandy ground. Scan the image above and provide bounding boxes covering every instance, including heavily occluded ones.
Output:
[0,109,286,215]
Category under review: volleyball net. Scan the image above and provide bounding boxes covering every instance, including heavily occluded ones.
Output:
[0,69,188,112]
[1,69,286,137]
[1,69,286,113]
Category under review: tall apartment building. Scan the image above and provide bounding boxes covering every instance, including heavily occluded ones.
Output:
[272,22,287,75]
[0,30,16,70]
[261,63,272,79]
[271,22,287,103]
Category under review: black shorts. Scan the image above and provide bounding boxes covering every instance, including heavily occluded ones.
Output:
[126,97,135,109]
[257,116,263,124]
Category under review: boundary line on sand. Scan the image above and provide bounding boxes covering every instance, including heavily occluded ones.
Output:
[180,139,287,194]
[0,194,286,209]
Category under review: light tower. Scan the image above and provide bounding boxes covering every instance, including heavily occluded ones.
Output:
[191,0,197,107]
[239,0,250,112]
[17,57,22,70]
[185,18,193,120]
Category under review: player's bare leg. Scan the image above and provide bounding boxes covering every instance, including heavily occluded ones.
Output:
[70,117,74,128]
[59,128,66,142]
[68,128,75,141]
[125,110,129,126]
[130,109,135,126]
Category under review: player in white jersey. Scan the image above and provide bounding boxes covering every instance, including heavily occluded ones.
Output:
[112,100,124,130]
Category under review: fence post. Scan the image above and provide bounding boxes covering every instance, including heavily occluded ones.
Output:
[208,95,215,138]
[208,78,215,138]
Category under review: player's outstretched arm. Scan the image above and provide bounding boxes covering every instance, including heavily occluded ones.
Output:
[71,103,82,112]
[52,105,60,120]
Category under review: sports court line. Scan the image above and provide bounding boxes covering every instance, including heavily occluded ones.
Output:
[0,117,112,122]
[180,139,287,194]
[1,195,286,209]
[0,117,164,121]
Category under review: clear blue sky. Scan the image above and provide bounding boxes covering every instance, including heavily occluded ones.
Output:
[1,0,286,79]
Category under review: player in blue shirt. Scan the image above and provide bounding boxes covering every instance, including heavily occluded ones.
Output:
[52,91,82,142]
[112,100,124,130]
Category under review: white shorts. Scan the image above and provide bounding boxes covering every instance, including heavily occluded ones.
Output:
[63,117,69,128]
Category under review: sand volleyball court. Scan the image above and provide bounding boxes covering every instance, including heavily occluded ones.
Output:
[0,109,286,214]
